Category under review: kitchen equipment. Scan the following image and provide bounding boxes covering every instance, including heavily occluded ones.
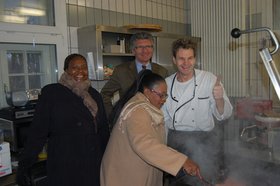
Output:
[11,91,28,107]
[0,105,36,152]
[240,114,280,159]
[4,84,28,107]
[4,84,40,107]
[240,124,257,142]
[231,27,280,100]
[26,89,40,101]
[236,98,273,144]
[255,115,280,158]
[235,99,272,120]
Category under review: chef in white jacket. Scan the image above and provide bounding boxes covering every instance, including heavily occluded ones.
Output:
[162,38,233,186]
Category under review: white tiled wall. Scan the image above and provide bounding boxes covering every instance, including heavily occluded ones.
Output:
[67,0,189,24]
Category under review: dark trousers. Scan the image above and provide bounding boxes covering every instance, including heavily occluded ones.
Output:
[167,128,224,186]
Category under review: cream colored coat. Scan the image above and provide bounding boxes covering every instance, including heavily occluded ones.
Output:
[100,93,187,186]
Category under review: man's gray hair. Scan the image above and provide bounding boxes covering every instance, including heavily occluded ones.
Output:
[130,32,154,50]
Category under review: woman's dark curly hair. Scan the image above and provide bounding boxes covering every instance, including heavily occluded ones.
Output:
[63,53,86,70]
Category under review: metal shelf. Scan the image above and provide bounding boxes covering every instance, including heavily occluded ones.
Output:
[102,53,134,56]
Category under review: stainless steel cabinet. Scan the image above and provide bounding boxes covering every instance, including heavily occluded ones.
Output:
[77,25,134,80]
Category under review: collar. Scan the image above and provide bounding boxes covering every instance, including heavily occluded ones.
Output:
[135,60,151,73]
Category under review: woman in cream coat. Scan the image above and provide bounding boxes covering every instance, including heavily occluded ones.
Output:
[100,70,201,186]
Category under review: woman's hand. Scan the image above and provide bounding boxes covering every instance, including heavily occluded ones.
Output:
[182,158,202,179]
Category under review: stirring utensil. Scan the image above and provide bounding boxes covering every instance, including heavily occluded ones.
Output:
[171,172,214,186]
[200,176,214,186]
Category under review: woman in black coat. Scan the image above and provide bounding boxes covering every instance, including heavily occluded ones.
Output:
[16,53,110,186]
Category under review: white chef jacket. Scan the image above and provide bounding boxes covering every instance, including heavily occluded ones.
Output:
[162,69,233,131]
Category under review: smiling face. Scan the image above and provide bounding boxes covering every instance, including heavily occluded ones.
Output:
[132,39,154,65]
[173,48,196,81]
[66,57,88,82]
[145,81,168,109]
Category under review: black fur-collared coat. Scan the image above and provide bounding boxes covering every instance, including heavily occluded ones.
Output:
[17,83,110,186]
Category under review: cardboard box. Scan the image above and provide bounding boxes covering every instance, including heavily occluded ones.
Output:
[109,45,121,53]
[104,45,122,53]
[0,142,12,177]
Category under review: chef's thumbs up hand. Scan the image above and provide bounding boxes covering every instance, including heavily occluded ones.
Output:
[213,75,223,100]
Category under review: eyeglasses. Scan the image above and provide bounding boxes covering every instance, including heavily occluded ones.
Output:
[151,89,168,100]
[135,45,154,50]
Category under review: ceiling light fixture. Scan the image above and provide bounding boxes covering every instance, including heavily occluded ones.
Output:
[17,7,45,16]
[0,15,27,23]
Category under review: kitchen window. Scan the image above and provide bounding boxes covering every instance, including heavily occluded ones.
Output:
[0,43,57,108]
[0,0,54,26]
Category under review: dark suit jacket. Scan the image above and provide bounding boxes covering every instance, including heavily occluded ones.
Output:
[101,61,168,118]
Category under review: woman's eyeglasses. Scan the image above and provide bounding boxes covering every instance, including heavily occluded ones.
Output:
[151,89,168,100]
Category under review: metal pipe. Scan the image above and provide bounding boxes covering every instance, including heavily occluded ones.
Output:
[231,27,279,55]
[240,125,257,142]
[231,27,280,100]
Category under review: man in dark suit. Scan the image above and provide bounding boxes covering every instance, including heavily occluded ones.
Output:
[101,32,168,122]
